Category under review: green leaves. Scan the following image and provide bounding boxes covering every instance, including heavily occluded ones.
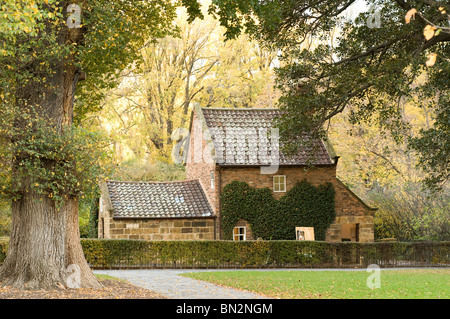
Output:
[221,180,336,241]
[0,1,195,121]
[207,0,450,190]
[0,0,208,209]
[0,111,113,207]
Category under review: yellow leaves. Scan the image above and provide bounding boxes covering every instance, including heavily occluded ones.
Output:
[425,53,437,67]
[405,8,444,42]
[404,7,442,68]
[405,8,417,24]
[423,25,437,41]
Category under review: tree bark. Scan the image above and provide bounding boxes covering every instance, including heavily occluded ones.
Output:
[64,198,102,289]
[0,193,67,290]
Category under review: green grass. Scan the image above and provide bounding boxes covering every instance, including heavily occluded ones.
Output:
[181,269,449,299]
[94,274,127,282]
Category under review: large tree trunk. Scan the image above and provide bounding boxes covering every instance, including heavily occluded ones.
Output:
[0,3,101,290]
[64,198,102,289]
[0,193,67,289]
[0,196,101,290]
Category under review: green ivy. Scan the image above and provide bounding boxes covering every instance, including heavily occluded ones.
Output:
[221,180,336,241]
[0,111,113,207]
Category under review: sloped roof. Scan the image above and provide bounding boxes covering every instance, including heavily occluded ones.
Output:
[103,180,214,219]
[199,107,334,166]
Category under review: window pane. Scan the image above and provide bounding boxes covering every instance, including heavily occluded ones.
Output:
[273,175,286,192]
[233,227,246,241]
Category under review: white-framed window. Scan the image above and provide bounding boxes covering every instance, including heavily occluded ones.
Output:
[210,171,215,189]
[233,226,246,241]
[273,175,286,192]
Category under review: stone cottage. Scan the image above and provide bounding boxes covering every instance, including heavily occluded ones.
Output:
[99,105,376,242]
[184,106,377,242]
[98,179,216,240]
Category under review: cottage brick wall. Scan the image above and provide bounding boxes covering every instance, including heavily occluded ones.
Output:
[99,205,215,240]
[185,110,216,204]
[185,110,221,236]
[216,166,375,242]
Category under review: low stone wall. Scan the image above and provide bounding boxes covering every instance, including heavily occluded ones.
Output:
[104,218,215,240]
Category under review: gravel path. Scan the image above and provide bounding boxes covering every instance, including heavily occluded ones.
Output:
[94,269,268,299]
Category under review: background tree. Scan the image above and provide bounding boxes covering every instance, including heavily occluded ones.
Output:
[195,33,279,109]
[203,0,449,241]
[207,0,450,191]
[91,4,278,169]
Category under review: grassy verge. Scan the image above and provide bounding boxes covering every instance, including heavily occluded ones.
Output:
[94,273,127,282]
[181,269,449,299]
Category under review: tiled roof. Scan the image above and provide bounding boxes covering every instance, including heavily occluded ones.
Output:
[104,180,214,219]
[200,108,334,166]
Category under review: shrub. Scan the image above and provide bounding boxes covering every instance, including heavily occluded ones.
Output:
[1,239,448,268]
[77,239,450,269]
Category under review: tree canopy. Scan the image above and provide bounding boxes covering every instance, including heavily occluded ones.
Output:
[0,0,203,204]
[206,0,450,191]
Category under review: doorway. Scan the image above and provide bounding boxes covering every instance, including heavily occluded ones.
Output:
[341,223,359,242]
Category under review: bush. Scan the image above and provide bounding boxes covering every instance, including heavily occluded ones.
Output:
[1,239,448,269]
[370,183,450,241]
[79,239,450,269]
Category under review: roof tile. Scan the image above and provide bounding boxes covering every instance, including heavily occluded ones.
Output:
[200,108,333,166]
[105,180,213,219]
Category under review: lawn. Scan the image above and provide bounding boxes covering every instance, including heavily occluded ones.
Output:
[181,269,449,299]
